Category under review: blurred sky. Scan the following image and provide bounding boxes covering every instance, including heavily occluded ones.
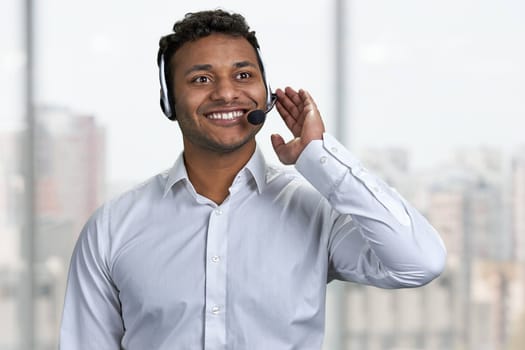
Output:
[1,0,524,183]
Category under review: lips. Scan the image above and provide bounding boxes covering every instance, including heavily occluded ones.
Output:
[205,109,246,120]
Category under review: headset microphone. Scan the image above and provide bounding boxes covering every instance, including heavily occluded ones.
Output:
[247,93,277,125]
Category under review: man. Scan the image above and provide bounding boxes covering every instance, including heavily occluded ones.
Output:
[60,9,446,350]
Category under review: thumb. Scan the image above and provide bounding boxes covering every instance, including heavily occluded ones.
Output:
[271,134,299,165]
[271,133,285,155]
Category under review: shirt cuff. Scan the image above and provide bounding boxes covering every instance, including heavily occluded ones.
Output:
[295,133,352,198]
[295,133,412,226]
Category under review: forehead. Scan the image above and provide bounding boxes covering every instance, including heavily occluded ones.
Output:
[171,33,259,72]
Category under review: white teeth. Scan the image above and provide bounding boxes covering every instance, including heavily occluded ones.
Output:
[207,110,244,120]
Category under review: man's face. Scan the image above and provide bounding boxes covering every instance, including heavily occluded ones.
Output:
[170,33,267,154]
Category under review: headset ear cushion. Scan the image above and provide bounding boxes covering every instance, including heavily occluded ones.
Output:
[160,97,170,119]
[265,85,275,110]
[160,90,175,120]
[159,54,175,120]
[267,92,277,111]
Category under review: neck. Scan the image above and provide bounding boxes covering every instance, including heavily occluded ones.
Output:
[183,142,256,205]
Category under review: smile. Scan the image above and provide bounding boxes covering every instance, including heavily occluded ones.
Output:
[206,110,245,120]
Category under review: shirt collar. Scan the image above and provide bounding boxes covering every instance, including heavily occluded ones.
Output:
[163,153,189,198]
[163,147,267,198]
[243,146,267,194]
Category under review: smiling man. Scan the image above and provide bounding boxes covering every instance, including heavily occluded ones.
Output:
[59,9,447,350]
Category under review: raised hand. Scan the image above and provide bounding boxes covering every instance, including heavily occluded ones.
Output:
[271,87,326,165]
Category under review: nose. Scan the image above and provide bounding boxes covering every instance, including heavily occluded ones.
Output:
[210,78,240,103]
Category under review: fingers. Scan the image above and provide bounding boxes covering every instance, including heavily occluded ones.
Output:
[271,87,325,165]
[285,87,303,109]
[276,87,317,117]
[298,89,319,118]
[275,87,303,120]
[276,87,310,135]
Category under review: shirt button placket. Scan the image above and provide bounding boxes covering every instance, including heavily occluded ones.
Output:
[204,204,229,350]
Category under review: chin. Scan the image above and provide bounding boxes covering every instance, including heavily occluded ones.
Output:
[210,138,256,154]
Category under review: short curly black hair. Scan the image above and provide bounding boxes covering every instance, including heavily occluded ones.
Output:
[158,10,260,66]
[157,10,263,118]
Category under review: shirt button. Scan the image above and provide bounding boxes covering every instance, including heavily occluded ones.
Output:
[355,166,366,176]
[331,147,338,153]
[215,209,223,215]
[211,306,221,315]
[320,156,327,164]
[211,255,220,263]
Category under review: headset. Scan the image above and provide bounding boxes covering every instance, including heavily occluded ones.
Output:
[157,44,276,124]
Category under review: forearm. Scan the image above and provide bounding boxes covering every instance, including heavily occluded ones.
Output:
[296,133,447,287]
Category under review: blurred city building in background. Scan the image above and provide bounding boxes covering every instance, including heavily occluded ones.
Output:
[323,147,525,350]
[0,107,105,350]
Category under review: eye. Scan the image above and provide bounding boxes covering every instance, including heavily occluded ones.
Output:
[191,75,211,84]
[236,71,252,80]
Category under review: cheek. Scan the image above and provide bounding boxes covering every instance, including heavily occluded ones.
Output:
[251,84,269,108]
[174,91,201,118]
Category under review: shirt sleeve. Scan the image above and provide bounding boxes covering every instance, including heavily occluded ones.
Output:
[295,133,447,288]
[59,205,124,349]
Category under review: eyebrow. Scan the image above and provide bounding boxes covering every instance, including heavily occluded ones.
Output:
[183,61,258,76]
[233,61,258,69]
[184,64,212,76]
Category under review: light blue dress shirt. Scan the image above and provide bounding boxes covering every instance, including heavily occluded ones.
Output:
[59,133,446,350]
